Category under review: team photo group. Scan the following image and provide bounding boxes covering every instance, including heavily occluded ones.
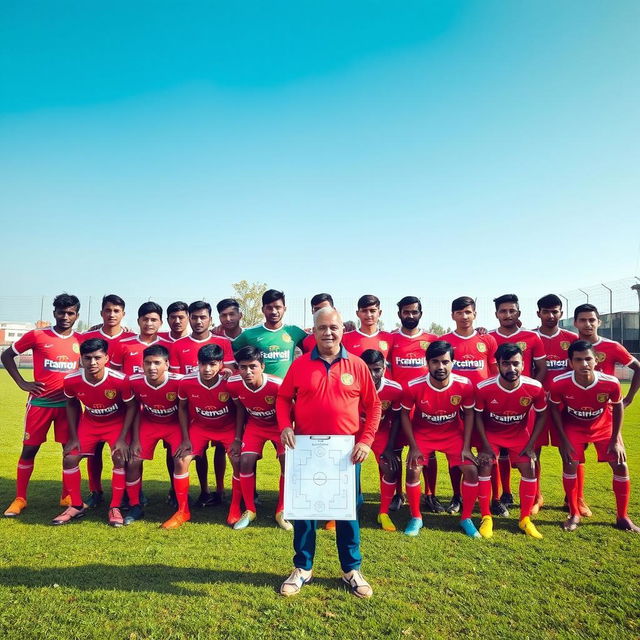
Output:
[2,288,639,598]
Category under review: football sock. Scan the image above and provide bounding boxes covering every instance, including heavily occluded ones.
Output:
[576,463,585,500]
[62,466,82,507]
[173,472,191,516]
[379,477,396,515]
[126,477,142,506]
[478,475,492,517]
[562,472,579,516]
[461,480,479,520]
[240,472,257,512]
[519,477,537,519]
[230,475,242,517]
[406,481,422,519]
[110,468,126,508]
[499,455,511,495]
[613,474,630,519]
[16,458,34,500]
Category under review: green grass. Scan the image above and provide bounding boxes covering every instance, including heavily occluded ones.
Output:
[0,370,639,639]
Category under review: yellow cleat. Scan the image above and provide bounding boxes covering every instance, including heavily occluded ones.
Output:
[275,511,293,531]
[519,516,543,539]
[479,515,494,539]
[59,495,72,507]
[4,497,27,517]
[377,513,397,532]
[161,510,191,530]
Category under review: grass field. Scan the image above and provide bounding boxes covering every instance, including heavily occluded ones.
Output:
[1,370,639,639]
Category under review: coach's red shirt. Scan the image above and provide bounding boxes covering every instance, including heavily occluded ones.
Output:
[276,346,382,447]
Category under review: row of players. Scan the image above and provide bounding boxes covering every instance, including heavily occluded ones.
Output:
[2,291,638,535]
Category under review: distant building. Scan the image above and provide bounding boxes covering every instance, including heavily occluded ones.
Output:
[0,322,36,368]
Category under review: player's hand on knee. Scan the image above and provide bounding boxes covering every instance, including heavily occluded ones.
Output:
[174,439,192,459]
[129,440,142,459]
[63,438,79,456]
[520,446,536,462]
[407,446,424,469]
[461,447,478,465]
[381,448,399,472]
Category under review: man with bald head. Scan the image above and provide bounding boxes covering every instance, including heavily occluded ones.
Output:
[277,307,382,598]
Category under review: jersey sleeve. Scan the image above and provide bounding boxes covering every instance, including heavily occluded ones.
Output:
[400,387,415,411]
[301,333,316,354]
[612,342,636,367]
[221,339,235,365]
[232,332,248,352]
[549,381,562,405]
[11,330,36,355]
[290,325,308,346]
[110,341,124,367]
[390,388,403,411]
[485,335,498,365]
[533,385,547,412]
[120,378,134,403]
[531,334,546,361]
[474,387,485,411]
[610,380,623,404]
[177,377,189,401]
[275,361,298,430]
[63,375,76,399]
[461,381,475,409]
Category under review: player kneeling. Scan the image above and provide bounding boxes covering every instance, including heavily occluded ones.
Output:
[474,343,547,539]
[166,344,242,529]
[226,346,292,531]
[400,341,482,538]
[53,339,136,526]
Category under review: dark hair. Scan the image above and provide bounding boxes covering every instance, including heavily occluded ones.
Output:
[426,340,454,360]
[493,294,519,311]
[138,301,163,319]
[568,339,595,359]
[198,344,224,363]
[357,294,380,309]
[310,293,333,308]
[537,294,563,310]
[189,301,212,316]
[262,289,285,306]
[167,301,188,315]
[451,296,475,312]
[495,342,522,362]
[101,294,125,310]
[234,345,264,365]
[216,298,240,314]
[574,303,599,321]
[143,344,169,360]
[53,293,80,312]
[397,296,422,313]
[360,349,385,365]
[80,338,108,355]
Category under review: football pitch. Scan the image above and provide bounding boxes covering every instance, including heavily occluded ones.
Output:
[0,371,638,639]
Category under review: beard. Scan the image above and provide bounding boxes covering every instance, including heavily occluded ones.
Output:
[401,318,419,330]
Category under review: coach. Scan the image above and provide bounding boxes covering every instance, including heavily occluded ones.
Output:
[277,307,381,598]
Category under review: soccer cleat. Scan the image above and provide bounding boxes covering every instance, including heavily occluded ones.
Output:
[404,517,423,537]
[162,510,191,530]
[108,507,124,527]
[389,493,405,512]
[4,497,27,517]
[479,515,494,539]
[86,491,104,509]
[233,510,256,530]
[562,515,580,532]
[377,513,396,532]
[51,505,87,526]
[519,516,543,539]
[280,568,312,596]
[59,495,73,507]
[422,495,444,513]
[227,508,242,526]
[324,520,336,531]
[500,492,514,507]
[459,518,481,538]
[342,570,373,598]
[123,504,144,526]
[615,517,640,533]
[275,511,293,531]
[195,492,216,508]
[491,500,509,517]
[446,495,462,515]
[578,498,592,518]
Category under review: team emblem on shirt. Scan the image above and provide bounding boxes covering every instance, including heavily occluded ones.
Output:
[265,396,275,405]
[379,340,388,351]
[520,397,532,407]
[282,333,292,343]
[560,341,571,350]
[218,392,230,402]
[595,351,606,363]
[450,395,461,406]
[341,373,354,386]
[597,393,609,403]
[420,341,430,350]
[381,400,391,410]
[72,343,80,353]
[517,341,527,351]
[477,342,487,353]
[104,389,117,400]
[166,392,177,401]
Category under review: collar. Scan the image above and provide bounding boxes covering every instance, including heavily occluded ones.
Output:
[311,345,349,361]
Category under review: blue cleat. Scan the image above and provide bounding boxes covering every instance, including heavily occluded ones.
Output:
[404,517,423,537]
[459,517,481,538]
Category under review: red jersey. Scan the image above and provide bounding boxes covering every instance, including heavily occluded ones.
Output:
[169,334,235,374]
[11,327,81,403]
[533,329,578,389]
[341,330,394,361]
[591,337,637,376]
[401,374,475,438]
[375,377,403,432]
[489,328,546,377]
[475,375,546,434]
[226,374,281,428]
[388,330,438,389]
[177,374,236,430]
[549,371,622,440]
[441,330,498,386]
[81,327,136,368]
[110,335,173,375]
[63,368,132,423]
[157,331,189,343]
[128,372,183,423]
[301,332,316,354]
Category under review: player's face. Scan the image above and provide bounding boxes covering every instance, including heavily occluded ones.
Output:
[311,300,332,314]
[168,311,189,334]
[537,306,563,329]
[428,353,453,381]
[81,350,108,376]
[199,359,223,381]
[238,359,265,385]
[357,305,381,329]
[452,305,476,330]
[219,306,241,331]
[190,310,211,335]
[263,300,286,326]
[138,313,162,336]
[53,306,79,331]
[498,353,523,382]
[143,355,168,381]
[100,303,125,328]
[313,311,344,351]
[398,304,422,330]
[574,311,600,337]
[366,361,385,387]
[496,303,520,329]
[569,349,596,375]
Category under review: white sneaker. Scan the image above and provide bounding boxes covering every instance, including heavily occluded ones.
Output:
[342,569,373,598]
[280,568,312,596]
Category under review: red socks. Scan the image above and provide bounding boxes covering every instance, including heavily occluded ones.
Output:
[126,477,141,506]
[239,472,257,512]
[460,480,479,520]
[229,475,243,519]
[379,477,396,515]
[406,481,422,519]
[62,466,82,506]
[576,463,585,500]
[613,474,630,519]
[562,472,579,516]
[110,468,126,508]
[16,458,34,500]
[173,472,191,515]
[478,475,492,517]
[519,477,537,519]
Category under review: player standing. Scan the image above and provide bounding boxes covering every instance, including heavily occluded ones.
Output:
[212,298,244,340]
[158,301,190,342]
[299,293,334,353]
[3,294,81,517]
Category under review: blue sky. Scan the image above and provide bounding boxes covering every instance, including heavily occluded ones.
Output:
[2,1,639,328]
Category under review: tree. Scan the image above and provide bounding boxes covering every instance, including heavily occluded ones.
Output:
[427,322,450,336]
[232,280,268,328]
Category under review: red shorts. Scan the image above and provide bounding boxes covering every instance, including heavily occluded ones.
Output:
[190,423,236,457]
[414,430,473,468]
[563,427,615,463]
[241,424,284,458]
[371,429,393,462]
[485,429,530,465]
[71,417,127,456]
[138,419,182,460]
[23,404,69,446]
